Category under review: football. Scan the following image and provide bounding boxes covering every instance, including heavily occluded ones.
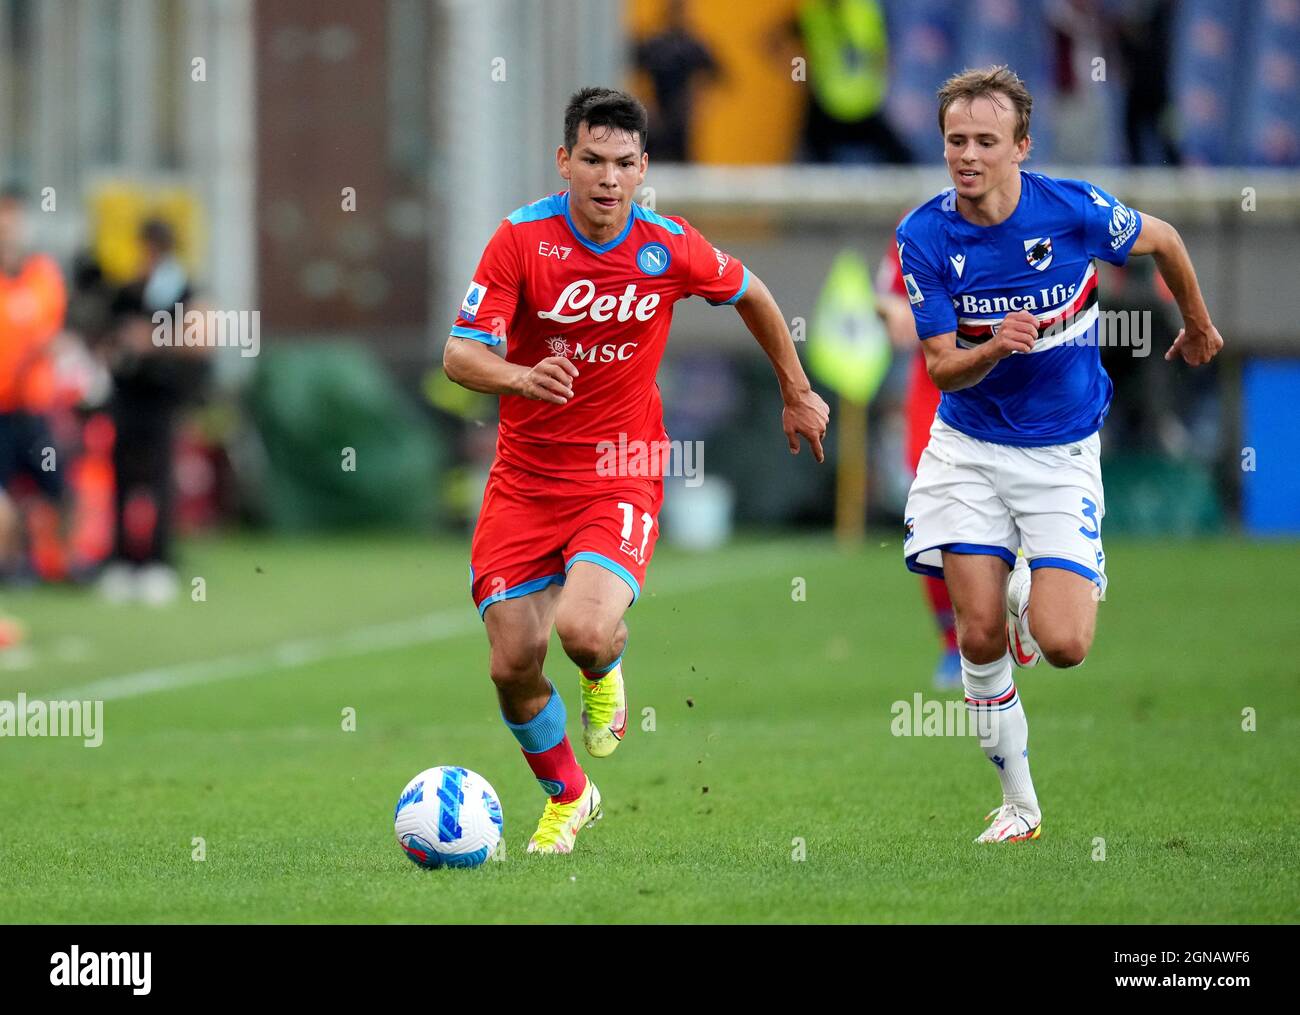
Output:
[393,766,503,869]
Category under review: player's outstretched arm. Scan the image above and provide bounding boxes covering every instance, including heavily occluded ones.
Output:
[734,273,830,462]
[443,336,578,404]
[1128,214,1224,367]
[920,309,1039,392]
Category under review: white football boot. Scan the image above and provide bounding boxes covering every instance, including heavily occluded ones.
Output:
[976,802,1042,843]
[1005,557,1041,668]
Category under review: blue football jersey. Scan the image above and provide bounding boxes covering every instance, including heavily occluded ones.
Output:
[896,172,1142,447]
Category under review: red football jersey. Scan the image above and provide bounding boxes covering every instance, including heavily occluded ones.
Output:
[450,192,748,479]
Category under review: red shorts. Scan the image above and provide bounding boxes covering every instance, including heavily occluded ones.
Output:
[470,459,663,618]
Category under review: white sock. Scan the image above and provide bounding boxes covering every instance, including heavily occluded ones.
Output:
[962,652,1039,816]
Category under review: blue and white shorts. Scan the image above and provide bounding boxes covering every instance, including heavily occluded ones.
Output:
[903,416,1108,594]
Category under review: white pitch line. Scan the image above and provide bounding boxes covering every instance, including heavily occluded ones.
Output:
[47,553,797,704]
[49,609,480,703]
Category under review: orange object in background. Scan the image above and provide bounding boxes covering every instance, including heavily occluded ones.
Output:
[4,411,118,583]
[0,613,23,649]
[25,497,67,581]
[67,413,117,573]
[627,0,805,164]
[0,252,67,413]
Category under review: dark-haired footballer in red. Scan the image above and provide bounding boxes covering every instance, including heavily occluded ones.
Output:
[443,88,829,854]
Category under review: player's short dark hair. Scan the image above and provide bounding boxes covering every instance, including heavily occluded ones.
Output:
[937,65,1033,144]
[564,87,648,153]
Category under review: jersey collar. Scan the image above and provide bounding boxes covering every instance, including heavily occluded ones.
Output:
[954,171,1029,233]
[563,192,636,255]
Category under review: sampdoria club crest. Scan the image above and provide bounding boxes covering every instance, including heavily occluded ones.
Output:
[1023,237,1054,271]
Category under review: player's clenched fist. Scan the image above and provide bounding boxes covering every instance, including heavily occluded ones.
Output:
[516,355,579,404]
[783,387,831,463]
[991,308,1038,359]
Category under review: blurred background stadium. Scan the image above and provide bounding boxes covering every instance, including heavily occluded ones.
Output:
[2,0,1298,603]
[0,0,1298,923]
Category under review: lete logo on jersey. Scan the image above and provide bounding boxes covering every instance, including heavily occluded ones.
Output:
[461,281,487,321]
[538,279,661,323]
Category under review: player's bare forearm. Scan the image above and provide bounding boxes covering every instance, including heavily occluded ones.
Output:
[443,336,526,395]
[735,274,830,461]
[923,310,1039,391]
[1129,214,1224,366]
[443,336,578,404]
[735,274,810,398]
[1130,215,1209,326]
[922,333,1003,391]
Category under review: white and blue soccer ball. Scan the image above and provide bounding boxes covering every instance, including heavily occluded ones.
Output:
[394,766,503,869]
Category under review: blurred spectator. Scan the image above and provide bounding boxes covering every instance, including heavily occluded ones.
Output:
[773,0,912,164]
[1100,259,1218,460]
[0,184,68,585]
[1114,0,1180,165]
[98,218,210,606]
[634,0,721,162]
[1046,0,1113,165]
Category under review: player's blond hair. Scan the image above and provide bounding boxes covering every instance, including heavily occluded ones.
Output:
[937,65,1033,144]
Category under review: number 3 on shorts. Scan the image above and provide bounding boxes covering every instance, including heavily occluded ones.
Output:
[1079,496,1100,539]
[618,501,654,559]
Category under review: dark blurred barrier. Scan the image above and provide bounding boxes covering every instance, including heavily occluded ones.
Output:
[1100,454,1223,537]
[246,344,443,531]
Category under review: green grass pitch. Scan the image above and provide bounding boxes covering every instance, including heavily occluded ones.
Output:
[1,533,1296,923]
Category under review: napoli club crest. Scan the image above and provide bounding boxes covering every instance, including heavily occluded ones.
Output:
[1023,237,1053,271]
[636,242,670,276]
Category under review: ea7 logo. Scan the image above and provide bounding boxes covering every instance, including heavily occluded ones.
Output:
[538,241,572,260]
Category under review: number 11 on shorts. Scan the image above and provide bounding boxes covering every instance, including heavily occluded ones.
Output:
[618,501,653,563]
